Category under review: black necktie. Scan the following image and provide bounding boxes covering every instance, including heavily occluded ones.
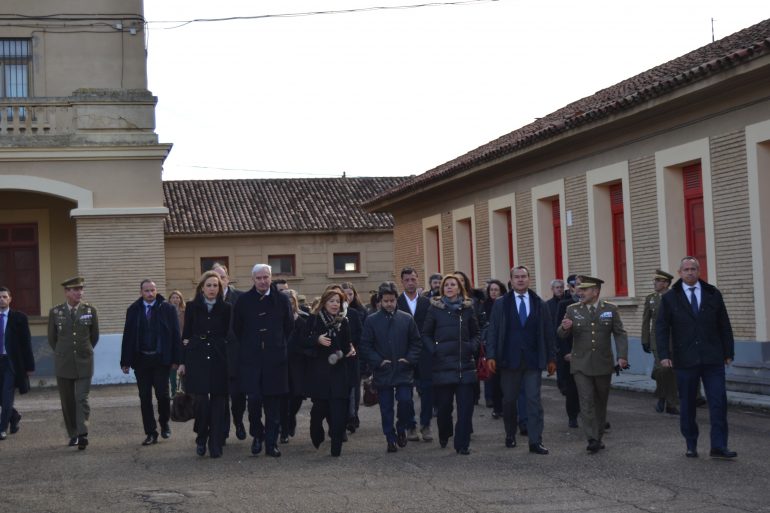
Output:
[518,295,527,325]
[689,287,699,315]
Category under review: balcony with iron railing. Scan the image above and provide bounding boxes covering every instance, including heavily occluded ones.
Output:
[0,89,160,146]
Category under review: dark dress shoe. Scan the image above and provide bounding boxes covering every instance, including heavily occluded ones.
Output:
[439,439,448,448]
[568,418,579,428]
[655,398,665,413]
[235,423,247,441]
[529,442,549,455]
[251,437,263,455]
[587,439,602,453]
[505,436,517,448]
[346,417,356,434]
[685,449,699,458]
[209,448,222,458]
[9,411,21,434]
[142,433,159,446]
[519,426,528,436]
[696,396,708,407]
[457,447,471,455]
[280,435,290,444]
[266,446,281,457]
[77,435,89,450]
[604,422,611,430]
[68,437,79,447]
[387,442,398,453]
[196,442,206,456]
[161,425,171,439]
[710,448,737,459]
[665,406,680,415]
[397,432,407,448]
[491,411,501,419]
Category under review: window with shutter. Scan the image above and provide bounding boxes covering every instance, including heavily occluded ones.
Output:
[609,183,627,296]
[552,198,563,279]
[683,163,707,280]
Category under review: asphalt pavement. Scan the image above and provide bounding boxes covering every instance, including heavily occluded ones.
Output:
[4,381,770,513]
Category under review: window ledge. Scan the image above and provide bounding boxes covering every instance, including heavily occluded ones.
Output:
[604,296,643,307]
[328,273,369,279]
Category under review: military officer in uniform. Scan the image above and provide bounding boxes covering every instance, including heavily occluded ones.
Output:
[641,270,679,414]
[557,276,628,453]
[48,276,99,450]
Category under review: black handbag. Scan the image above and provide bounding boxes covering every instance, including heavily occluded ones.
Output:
[170,376,195,422]
[362,375,379,407]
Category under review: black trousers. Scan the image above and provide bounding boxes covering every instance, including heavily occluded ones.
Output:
[433,383,475,452]
[134,361,171,435]
[194,393,227,454]
[248,394,281,449]
[280,394,304,438]
[310,398,347,456]
[563,362,580,421]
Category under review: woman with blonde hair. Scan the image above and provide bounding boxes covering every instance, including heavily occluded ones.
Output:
[178,271,231,458]
[421,274,480,454]
[301,288,354,456]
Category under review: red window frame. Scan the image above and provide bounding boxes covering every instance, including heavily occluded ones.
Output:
[683,163,708,281]
[506,209,514,270]
[609,184,628,296]
[552,199,563,279]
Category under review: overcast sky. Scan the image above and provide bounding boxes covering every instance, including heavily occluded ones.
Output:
[144,0,769,181]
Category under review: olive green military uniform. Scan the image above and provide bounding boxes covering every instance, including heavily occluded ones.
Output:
[558,299,628,443]
[48,301,99,439]
[641,291,678,408]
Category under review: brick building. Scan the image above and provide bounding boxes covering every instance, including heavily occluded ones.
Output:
[365,19,770,393]
[163,177,407,302]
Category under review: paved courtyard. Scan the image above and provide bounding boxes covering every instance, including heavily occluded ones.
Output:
[4,383,769,513]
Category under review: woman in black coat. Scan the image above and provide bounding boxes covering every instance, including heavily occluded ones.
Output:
[280,289,309,443]
[178,271,231,458]
[422,274,480,455]
[483,279,507,417]
[302,288,354,457]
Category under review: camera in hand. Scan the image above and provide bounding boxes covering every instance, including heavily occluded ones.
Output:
[328,350,344,365]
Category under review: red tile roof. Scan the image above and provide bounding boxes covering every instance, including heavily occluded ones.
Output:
[163,177,408,235]
[365,17,770,209]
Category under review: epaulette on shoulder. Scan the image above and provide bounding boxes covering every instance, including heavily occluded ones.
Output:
[601,300,617,307]
[566,303,580,310]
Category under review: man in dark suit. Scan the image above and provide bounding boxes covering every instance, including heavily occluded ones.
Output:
[212,263,246,441]
[656,256,736,459]
[486,266,557,454]
[231,263,293,457]
[396,267,433,442]
[120,279,181,445]
[0,286,35,440]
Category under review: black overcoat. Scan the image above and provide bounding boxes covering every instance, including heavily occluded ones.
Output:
[231,285,293,396]
[656,279,734,368]
[181,296,231,395]
[301,313,352,400]
[120,294,181,369]
[359,309,421,388]
[4,309,35,394]
[421,298,480,386]
[287,312,309,397]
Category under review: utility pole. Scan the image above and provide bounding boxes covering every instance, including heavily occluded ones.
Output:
[712,17,715,43]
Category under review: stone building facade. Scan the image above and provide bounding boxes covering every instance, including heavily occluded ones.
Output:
[366,19,770,393]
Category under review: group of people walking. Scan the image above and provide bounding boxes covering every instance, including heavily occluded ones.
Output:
[0,255,736,461]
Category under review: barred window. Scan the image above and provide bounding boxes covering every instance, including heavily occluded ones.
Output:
[1,39,31,98]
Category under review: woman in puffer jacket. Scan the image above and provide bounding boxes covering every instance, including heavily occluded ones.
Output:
[421,274,480,455]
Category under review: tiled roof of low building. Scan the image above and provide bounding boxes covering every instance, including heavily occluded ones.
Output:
[163,177,409,235]
[365,17,770,208]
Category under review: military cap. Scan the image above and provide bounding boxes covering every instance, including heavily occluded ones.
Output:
[576,275,604,289]
[61,276,86,288]
[566,274,577,286]
[654,269,674,281]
